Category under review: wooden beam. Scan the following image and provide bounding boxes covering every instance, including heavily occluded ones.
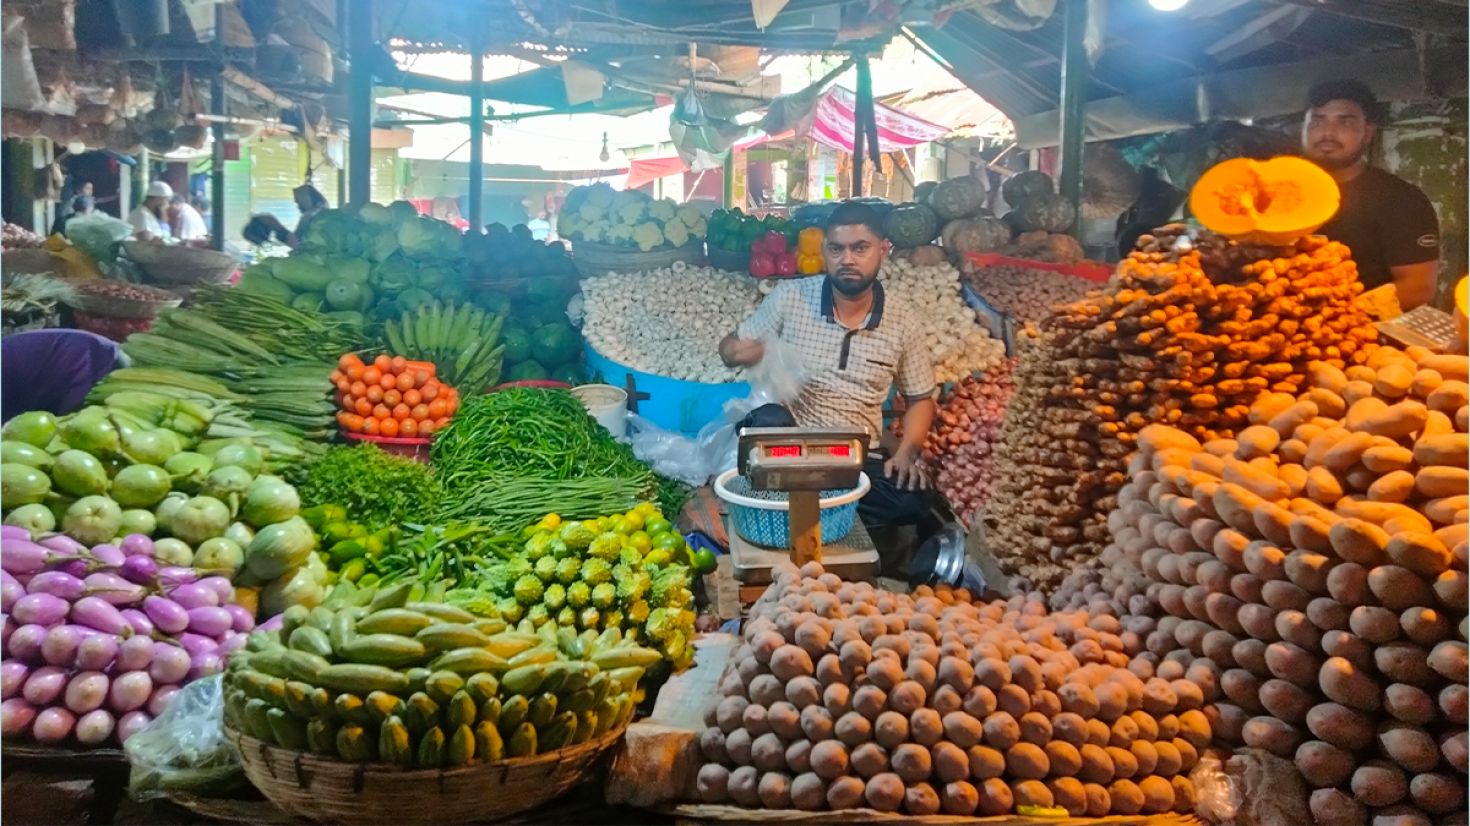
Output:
[1270,0,1465,32]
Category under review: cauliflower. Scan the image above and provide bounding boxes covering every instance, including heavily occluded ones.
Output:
[615,200,646,226]
[580,219,610,243]
[588,532,622,562]
[675,204,702,228]
[632,221,664,252]
[585,184,615,209]
[581,557,613,586]
[567,581,591,608]
[662,217,690,248]
[555,557,581,585]
[513,574,544,606]
[605,222,635,245]
[592,582,617,610]
[577,203,606,222]
[648,200,677,222]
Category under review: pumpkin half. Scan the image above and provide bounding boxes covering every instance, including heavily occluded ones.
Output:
[1189,156,1340,245]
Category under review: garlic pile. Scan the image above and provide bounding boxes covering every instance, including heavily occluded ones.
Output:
[580,264,761,383]
[880,259,1006,384]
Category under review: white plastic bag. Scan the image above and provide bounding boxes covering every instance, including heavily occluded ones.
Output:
[125,675,244,800]
[629,337,807,486]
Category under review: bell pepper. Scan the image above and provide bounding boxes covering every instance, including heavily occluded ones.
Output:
[798,226,824,256]
[796,252,824,275]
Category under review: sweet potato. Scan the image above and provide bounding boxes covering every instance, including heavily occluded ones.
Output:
[1416,466,1469,499]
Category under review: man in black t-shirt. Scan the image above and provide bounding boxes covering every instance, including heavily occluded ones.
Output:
[1303,80,1439,309]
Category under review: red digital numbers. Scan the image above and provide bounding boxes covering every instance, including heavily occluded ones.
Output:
[825,445,851,457]
[767,445,801,458]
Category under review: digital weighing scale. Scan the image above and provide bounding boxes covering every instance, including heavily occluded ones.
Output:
[727,427,882,590]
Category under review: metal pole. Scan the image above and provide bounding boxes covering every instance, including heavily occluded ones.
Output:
[851,54,868,197]
[347,0,374,205]
[1058,0,1088,237]
[468,51,484,229]
[209,1,227,249]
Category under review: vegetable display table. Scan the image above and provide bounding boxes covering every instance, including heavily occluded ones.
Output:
[584,342,749,435]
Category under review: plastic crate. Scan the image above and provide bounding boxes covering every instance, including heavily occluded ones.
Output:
[713,469,870,548]
[343,432,431,462]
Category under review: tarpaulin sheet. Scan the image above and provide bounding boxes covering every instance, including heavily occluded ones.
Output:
[806,86,950,154]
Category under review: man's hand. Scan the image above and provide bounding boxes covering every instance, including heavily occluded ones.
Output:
[719,335,765,368]
[884,447,928,491]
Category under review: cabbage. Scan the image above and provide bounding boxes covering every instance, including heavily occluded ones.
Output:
[357,202,392,225]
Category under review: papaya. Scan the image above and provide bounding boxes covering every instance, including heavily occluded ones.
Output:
[474,721,504,762]
[446,724,475,767]
[379,715,413,768]
[506,722,537,758]
[416,726,446,768]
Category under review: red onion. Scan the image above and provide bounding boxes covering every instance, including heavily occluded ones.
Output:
[70,596,129,634]
[109,670,153,713]
[11,592,69,626]
[21,665,67,705]
[75,634,118,671]
[32,706,76,743]
[7,623,47,662]
[74,708,116,745]
[146,683,178,717]
[63,671,108,714]
[119,534,155,557]
[26,571,87,601]
[2,660,30,699]
[115,635,154,672]
[116,710,151,744]
[1,697,37,736]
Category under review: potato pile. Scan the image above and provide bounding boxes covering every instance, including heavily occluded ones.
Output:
[695,561,1212,817]
[961,261,1098,323]
[909,359,1018,526]
[1097,345,1468,825]
[985,227,1381,589]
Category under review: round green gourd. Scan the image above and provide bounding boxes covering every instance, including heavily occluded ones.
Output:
[1016,194,1077,233]
[882,204,941,249]
[925,176,986,221]
[1001,170,1054,207]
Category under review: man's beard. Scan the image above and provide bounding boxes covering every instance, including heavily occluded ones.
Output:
[1308,145,1365,170]
[830,271,875,297]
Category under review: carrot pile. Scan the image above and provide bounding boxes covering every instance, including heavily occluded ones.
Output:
[331,353,459,439]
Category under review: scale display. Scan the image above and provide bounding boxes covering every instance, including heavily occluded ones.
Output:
[738,427,867,491]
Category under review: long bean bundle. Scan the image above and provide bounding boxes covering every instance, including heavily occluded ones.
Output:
[435,475,644,529]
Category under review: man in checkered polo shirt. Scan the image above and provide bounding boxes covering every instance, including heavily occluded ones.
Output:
[719,201,937,542]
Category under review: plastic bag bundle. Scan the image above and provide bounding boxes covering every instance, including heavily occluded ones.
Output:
[125,675,244,800]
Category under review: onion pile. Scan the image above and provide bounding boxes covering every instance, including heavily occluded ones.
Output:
[3,223,44,250]
[580,265,759,383]
[961,262,1098,323]
[898,360,1018,526]
[1,528,254,747]
[879,259,1005,384]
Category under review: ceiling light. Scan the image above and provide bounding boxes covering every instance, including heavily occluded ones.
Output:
[1148,0,1189,10]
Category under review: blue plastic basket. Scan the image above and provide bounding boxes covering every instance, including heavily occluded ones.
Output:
[714,469,871,548]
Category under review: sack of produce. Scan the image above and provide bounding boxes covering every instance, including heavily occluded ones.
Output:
[125,674,244,799]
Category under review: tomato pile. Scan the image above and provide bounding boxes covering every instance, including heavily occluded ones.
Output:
[330,353,460,439]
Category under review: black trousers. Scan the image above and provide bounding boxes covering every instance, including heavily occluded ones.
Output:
[736,403,931,530]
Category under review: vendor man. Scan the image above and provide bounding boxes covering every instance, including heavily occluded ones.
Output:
[720,202,937,543]
[128,181,173,241]
[1304,79,1439,309]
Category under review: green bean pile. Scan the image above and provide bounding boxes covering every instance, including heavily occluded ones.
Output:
[435,475,644,529]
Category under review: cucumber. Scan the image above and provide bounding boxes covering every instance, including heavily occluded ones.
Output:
[446,724,475,767]
[429,647,509,676]
[593,697,619,737]
[316,663,411,695]
[498,695,529,736]
[364,690,405,724]
[415,623,490,652]
[283,650,332,685]
[356,608,435,637]
[507,644,558,668]
[472,617,508,636]
[465,673,500,705]
[336,723,375,762]
[247,650,292,680]
[367,581,414,613]
[288,626,334,659]
[310,687,336,721]
[607,667,645,693]
[267,708,309,750]
[528,693,558,729]
[339,634,428,668]
[416,726,446,768]
[329,611,357,654]
[224,688,247,730]
[505,722,537,758]
[484,633,540,660]
[333,693,371,726]
[562,688,596,714]
[307,606,336,632]
[590,646,662,670]
[404,667,431,695]
[425,671,465,704]
[501,664,549,696]
[379,715,413,768]
[283,680,316,718]
[474,721,504,762]
[243,698,274,742]
[444,690,477,730]
[279,605,311,638]
[404,601,476,624]
[306,718,338,756]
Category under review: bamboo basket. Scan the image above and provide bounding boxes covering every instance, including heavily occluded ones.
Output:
[122,241,238,286]
[572,241,703,277]
[230,723,627,825]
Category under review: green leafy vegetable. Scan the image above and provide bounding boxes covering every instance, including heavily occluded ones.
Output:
[299,444,439,529]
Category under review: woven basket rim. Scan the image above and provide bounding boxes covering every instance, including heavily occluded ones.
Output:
[65,289,182,319]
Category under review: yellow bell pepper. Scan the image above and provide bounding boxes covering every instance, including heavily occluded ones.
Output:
[797,226,824,256]
[796,252,824,275]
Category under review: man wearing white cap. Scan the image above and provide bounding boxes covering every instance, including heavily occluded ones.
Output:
[128,181,172,240]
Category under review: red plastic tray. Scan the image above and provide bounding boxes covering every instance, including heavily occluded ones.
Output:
[342,431,431,462]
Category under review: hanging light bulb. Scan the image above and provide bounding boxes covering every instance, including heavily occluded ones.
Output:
[1148,0,1189,10]
[599,132,610,163]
